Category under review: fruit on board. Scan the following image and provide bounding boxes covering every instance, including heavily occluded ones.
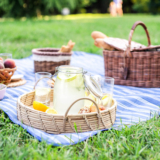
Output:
[33,101,49,112]
[84,94,95,108]
[90,105,97,112]
[78,106,91,114]
[0,62,4,69]
[99,105,106,111]
[4,59,16,68]
[45,108,58,114]
[90,105,106,112]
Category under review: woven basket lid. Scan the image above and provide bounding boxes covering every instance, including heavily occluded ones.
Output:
[32,48,72,56]
[104,37,160,51]
[104,37,146,51]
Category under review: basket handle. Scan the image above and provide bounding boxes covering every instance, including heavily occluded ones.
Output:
[126,21,151,57]
[63,97,101,132]
[33,76,55,90]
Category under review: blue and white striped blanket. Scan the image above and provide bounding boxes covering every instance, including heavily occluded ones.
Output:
[1,51,160,146]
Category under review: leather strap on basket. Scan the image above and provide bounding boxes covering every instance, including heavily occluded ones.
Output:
[63,97,102,132]
[123,21,151,80]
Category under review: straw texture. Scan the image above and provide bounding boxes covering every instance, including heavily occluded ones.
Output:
[7,79,26,88]
[103,21,160,88]
[32,48,72,74]
[34,60,70,74]
[0,67,17,84]
[17,89,117,134]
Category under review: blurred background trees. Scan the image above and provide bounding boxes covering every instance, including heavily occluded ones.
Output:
[0,0,159,18]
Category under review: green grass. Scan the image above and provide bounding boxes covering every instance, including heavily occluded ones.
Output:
[0,14,160,58]
[1,14,160,159]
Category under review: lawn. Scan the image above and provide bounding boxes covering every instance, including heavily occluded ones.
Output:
[1,14,160,159]
[1,14,160,58]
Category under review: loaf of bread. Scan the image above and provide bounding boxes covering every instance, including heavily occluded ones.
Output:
[94,38,114,50]
[91,31,115,50]
[58,40,75,53]
[91,31,108,40]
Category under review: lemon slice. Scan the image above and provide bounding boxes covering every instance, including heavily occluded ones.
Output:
[102,95,108,100]
[102,94,112,106]
[57,73,77,82]
[76,74,84,88]
[70,74,84,88]
[46,108,58,114]
[33,101,49,112]
[85,90,89,96]
[84,94,95,107]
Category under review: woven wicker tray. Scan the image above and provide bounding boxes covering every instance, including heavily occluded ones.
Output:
[17,89,117,134]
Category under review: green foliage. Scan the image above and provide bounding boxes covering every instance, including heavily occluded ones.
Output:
[0,0,160,17]
[149,0,160,14]
[132,0,150,13]
[0,0,97,18]
[132,0,160,14]
[0,0,24,18]
[43,0,79,13]
[123,0,133,13]
[0,0,44,18]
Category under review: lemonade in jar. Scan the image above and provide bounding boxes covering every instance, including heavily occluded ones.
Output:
[53,66,85,115]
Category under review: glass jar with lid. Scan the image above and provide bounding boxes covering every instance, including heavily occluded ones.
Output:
[53,65,103,115]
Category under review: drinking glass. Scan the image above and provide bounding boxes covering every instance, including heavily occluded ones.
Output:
[101,77,114,108]
[0,53,12,61]
[35,72,52,106]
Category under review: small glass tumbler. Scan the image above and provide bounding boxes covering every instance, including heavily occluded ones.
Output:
[35,72,52,106]
[0,53,12,61]
[101,77,114,108]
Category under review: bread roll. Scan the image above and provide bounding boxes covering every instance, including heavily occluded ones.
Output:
[91,31,108,40]
[94,38,114,50]
[58,40,75,53]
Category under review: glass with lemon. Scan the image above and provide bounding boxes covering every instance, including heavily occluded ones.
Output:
[84,76,114,109]
[101,77,114,108]
[35,72,52,106]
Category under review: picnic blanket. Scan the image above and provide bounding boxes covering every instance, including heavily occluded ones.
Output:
[1,51,160,146]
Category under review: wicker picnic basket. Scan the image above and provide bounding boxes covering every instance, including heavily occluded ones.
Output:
[17,89,117,134]
[0,67,17,84]
[103,21,160,88]
[32,48,72,74]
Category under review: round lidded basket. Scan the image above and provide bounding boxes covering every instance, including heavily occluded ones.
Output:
[0,67,17,84]
[17,89,117,134]
[32,48,72,74]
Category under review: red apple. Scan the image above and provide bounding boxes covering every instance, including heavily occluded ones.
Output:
[4,59,16,68]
